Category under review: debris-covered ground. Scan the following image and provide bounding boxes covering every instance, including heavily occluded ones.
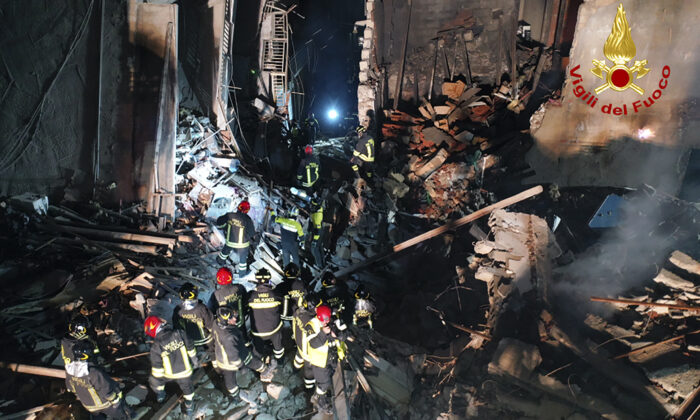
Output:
[1,10,699,420]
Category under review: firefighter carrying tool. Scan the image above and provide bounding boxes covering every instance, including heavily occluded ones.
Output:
[65,340,131,419]
[145,316,199,416]
[249,268,285,361]
[216,200,256,275]
[212,307,275,400]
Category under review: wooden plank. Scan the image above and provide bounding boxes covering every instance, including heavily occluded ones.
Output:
[669,250,700,277]
[58,225,176,246]
[334,186,544,277]
[653,268,696,292]
[54,237,159,254]
[0,403,55,420]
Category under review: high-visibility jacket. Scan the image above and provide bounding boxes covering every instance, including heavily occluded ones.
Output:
[65,362,122,413]
[248,285,282,337]
[173,301,214,346]
[150,328,197,380]
[216,211,255,249]
[310,202,324,241]
[274,216,304,238]
[213,283,247,327]
[297,155,320,188]
[302,317,330,368]
[353,133,375,162]
[61,335,100,365]
[211,322,252,371]
[292,307,314,352]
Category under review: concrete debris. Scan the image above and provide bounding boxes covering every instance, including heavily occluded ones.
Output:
[488,338,542,380]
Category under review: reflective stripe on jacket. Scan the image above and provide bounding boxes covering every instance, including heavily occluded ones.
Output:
[216,211,255,248]
[302,317,330,368]
[149,329,196,380]
[212,322,252,371]
[65,364,121,412]
[249,285,282,336]
[353,134,375,162]
[173,302,214,346]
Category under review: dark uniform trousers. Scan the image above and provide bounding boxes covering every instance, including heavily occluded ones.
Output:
[212,322,265,396]
[249,285,285,360]
[149,329,197,402]
[216,211,256,274]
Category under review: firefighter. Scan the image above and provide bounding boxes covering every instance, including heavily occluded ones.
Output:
[320,273,349,318]
[292,293,322,393]
[212,307,274,400]
[216,200,256,276]
[248,268,285,361]
[65,340,130,419]
[297,145,320,192]
[281,263,307,321]
[303,305,335,414]
[61,314,101,366]
[350,125,375,180]
[145,316,199,416]
[353,285,376,329]
[271,207,303,267]
[309,196,325,266]
[173,283,214,349]
[212,267,251,347]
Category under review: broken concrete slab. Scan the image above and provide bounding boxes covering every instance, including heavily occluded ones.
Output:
[414,149,449,178]
[488,338,542,380]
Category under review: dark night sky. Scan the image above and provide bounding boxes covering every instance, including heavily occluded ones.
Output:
[288,0,364,136]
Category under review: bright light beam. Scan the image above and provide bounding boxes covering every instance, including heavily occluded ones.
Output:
[327,109,339,120]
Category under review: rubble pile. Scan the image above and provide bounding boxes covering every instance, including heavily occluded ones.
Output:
[376,45,548,221]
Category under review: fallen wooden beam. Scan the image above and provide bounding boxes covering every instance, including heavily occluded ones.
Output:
[0,362,66,379]
[0,402,56,420]
[334,186,544,277]
[54,237,159,254]
[590,296,700,312]
[58,225,177,246]
[613,329,700,360]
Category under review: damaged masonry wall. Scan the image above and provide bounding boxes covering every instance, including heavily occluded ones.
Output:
[526,0,700,193]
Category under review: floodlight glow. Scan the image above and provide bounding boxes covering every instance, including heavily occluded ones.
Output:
[327,109,339,120]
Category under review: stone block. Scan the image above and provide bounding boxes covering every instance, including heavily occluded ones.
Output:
[359,71,369,83]
[125,384,149,406]
[359,60,369,71]
[265,383,290,400]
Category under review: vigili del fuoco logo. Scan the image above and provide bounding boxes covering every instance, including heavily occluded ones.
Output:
[568,3,670,116]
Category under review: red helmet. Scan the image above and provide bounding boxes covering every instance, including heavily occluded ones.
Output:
[216,267,233,285]
[304,145,313,155]
[238,200,250,213]
[316,305,332,324]
[144,316,163,338]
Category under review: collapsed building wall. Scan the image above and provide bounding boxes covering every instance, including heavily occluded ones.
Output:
[526,0,700,193]
[373,0,519,106]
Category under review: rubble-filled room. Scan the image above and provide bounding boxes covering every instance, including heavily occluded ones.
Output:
[1,0,699,419]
